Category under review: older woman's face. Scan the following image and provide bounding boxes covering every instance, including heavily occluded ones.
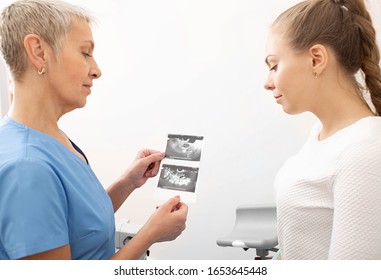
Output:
[46,19,101,113]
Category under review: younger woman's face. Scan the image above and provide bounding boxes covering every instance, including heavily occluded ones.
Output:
[263,30,316,115]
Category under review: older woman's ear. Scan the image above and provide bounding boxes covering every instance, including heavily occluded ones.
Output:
[23,34,48,74]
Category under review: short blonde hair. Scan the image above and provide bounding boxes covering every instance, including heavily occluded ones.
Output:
[0,0,93,80]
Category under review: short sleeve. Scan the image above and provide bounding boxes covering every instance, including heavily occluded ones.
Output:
[330,139,381,259]
[0,158,69,259]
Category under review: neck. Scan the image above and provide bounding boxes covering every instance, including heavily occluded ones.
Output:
[314,90,375,140]
[8,74,88,163]
[307,67,376,140]
[8,80,63,136]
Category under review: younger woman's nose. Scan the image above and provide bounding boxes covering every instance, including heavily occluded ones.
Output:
[264,77,275,91]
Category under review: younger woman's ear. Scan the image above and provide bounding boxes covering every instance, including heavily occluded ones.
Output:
[23,34,48,70]
[309,44,328,75]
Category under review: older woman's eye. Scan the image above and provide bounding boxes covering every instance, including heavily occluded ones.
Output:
[82,52,92,57]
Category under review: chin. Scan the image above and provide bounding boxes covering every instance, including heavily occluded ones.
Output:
[78,100,87,108]
[65,100,88,114]
[76,97,88,108]
[281,105,304,115]
[282,108,306,115]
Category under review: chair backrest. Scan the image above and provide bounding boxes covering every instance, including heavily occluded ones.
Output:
[235,204,277,229]
[217,204,278,250]
[233,204,277,249]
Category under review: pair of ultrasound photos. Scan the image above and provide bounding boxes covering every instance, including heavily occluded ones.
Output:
[157,134,204,194]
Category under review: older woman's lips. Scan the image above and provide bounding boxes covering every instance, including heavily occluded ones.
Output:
[84,84,92,93]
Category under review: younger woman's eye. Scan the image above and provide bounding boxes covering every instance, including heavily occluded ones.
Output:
[82,52,92,57]
[270,65,278,71]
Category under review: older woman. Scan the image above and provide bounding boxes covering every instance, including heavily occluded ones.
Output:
[0,0,187,260]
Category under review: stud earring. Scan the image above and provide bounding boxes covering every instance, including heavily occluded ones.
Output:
[38,67,46,75]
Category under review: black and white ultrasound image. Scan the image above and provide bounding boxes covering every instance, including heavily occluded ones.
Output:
[165,134,203,161]
[158,164,199,193]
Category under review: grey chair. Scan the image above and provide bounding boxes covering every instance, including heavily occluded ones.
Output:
[216,204,278,259]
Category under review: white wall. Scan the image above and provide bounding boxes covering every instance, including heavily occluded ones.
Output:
[0,0,316,259]
[0,56,11,118]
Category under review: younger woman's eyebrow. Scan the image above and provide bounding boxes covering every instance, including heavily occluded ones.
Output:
[265,55,276,66]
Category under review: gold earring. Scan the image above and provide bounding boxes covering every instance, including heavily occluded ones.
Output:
[38,67,46,75]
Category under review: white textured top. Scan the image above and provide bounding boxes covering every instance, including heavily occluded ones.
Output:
[275,117,381,259]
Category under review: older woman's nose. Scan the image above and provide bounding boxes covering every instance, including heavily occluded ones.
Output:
[90,60,102,79]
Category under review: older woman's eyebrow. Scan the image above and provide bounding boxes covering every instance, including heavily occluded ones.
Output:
[82,40,95,50]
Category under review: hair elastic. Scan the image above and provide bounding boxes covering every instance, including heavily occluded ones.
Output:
[333,0,348,11]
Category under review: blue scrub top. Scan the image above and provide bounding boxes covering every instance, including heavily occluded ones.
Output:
[0,117,115,259]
